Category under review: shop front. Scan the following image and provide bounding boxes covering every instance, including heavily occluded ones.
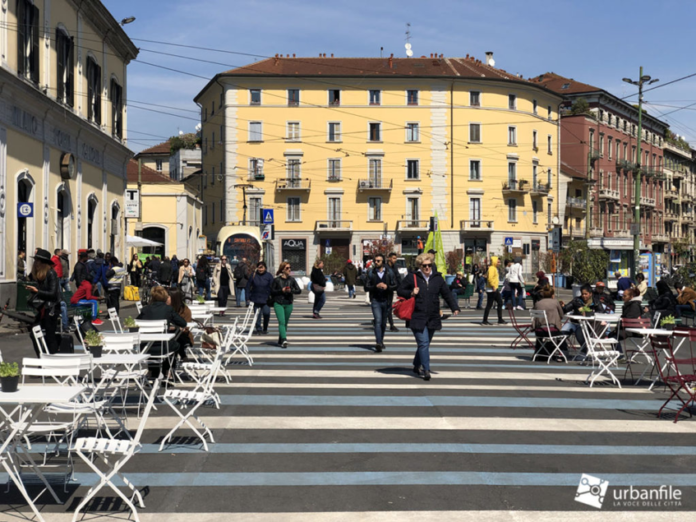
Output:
[281,238,308,275]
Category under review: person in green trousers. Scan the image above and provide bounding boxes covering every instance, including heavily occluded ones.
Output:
[270,261,302,348]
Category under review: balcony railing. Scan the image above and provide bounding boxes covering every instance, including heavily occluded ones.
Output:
[664,212,679,222]
[566,197,586,209]
[314,220,352,232]
[643,167,665,179]
[589,150,601,161]
[502,179,530,194]
[247,172,265,182]
[653,233,669,242]
[396,220,430,232]
[589,227,604,238]
[598,187,619,201]
[616,159,636,171]
[357,178,393,192]
[530,182,551,196]
[640,196,656,207]
[460,220,495,232]
[275,178,311,192]
[665,188,679,200]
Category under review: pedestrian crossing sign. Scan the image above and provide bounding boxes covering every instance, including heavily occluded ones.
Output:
[262,209,274,224]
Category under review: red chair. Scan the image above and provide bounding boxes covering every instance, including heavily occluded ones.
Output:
[650,336,696,423]
[508,308,534,350]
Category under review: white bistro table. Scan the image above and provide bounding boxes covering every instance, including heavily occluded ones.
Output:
[625,328,673,388]
[0,385,86,522]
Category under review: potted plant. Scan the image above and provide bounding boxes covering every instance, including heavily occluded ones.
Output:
[124,316,139,333]
[0,362,20,393]
[579,305,593,317]
[660,315,676,331]
[195,295,205,304]
[84,330,104,358]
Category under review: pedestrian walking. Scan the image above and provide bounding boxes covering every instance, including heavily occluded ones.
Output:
[51,249,64,282]
[233,257,250,307]
[310,259,327,319]
[365,254,398,352]
[482,256,506,325]
[159,256,173,287]
[72,250,90,287]
[397,253,460,380]
[178,258,195,302]
[128,254,142,288]
[26,249,62,357]
[212,255,235,315]
[343,259,358,299]
[416,236,424,254]
[170,256,180,287]
[105,257,127,314]
[90,250,107,296]
[59,250,70,291]
[270,262,301,348]
[246,261,274,334]
[386,252,402,331]
[508,256,525,310]
[195,255,211,300]
[473,264,485,309]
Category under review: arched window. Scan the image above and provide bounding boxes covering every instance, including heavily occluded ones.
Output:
[86,56,102,124]
[87,195,98,249]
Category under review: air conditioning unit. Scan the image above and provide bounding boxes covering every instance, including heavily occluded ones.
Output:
[359,180,369,188]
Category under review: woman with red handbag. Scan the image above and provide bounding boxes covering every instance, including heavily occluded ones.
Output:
[396,253,460,381]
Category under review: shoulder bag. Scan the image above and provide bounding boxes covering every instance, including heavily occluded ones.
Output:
[393,274,418,321]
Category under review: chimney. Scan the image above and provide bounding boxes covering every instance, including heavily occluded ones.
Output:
[274,54,279,66]
[292,53,296,58]
[388,53,393,68]
[485,52,494,66]
[331,53,334,57]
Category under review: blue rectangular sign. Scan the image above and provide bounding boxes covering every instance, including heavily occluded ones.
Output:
[262,209,274,224]
[504,237,513,246]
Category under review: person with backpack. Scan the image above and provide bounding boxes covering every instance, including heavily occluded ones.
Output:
[364,254,398,352]
[233,257,250,307]
[89,251,107,296]
[195,256,211,300]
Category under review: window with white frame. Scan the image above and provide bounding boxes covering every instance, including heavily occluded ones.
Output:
[249,197,262,225]
[406,160,419,180]
[287,197,301,221]
[406,197,420,222]
[369,158,382,186]
[287,159,301,186]
[533,99,538,114]
[508,199,517,222]
[470,91,481,107]
[369,122,381,142]
[508,94,516,110]
[532,200,538,224]
[508,162,517,188]
[288,89,300,106]
[328,159,341,181]
[469,197,481,225]
[406,123,419,142]
[599,135,604,156]
[250,158,264,180]
[249,122,262,142]
[287,122,300,141]
[328,122,341,142]
[532,164,538,187]
[250,89,261,105]
[469,160,481,180]
[508,126,517,145]
[469,123,481,143]
[547,202,552,226]
[369,90,381,105]
[368,197,382,221]
[407,90,419,105]
[608,136,613,159]
[328,197,341,222]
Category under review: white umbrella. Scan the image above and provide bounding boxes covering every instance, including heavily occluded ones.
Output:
[126,235,162,247]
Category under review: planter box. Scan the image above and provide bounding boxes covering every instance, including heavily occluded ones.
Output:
[87,345,103,358]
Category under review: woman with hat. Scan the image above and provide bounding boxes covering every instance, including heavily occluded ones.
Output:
[26,249,61,357]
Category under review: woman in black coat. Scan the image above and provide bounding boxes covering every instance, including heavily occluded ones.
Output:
[26,249,62,357]
[646,279,677,319]
[396,253,460,381]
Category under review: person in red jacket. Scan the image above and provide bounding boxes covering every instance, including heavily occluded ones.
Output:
[51,249,63,279]
[70,279,104,325]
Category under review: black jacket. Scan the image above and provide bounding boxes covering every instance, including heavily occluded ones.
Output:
[246,271,274,304]
[73,261,89,287]
[387,263,403,286]
[397,271,459,331]
[30,269,61,314]
[622,298,644,320]
[365,266,398,301]
[649,292,677,317]
[233,262,250,287]
[159,262,173,283]
[137,301,186,328]
[270,275,301,305]
[310,267,326,290]
[562,295,603,315]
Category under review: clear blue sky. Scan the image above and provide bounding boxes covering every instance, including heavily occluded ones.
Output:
[104,0,696,152]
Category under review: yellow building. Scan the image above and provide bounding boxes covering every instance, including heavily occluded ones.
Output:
[195,54,562,273]
[125,160,203,261]
[0,0,137,303]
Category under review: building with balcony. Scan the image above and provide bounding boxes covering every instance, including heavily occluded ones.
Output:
[194,54,562,272]
[0,0,138,305]
[534,72,668,275]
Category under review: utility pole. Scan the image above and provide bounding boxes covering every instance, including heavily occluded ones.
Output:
[623,67,659,278]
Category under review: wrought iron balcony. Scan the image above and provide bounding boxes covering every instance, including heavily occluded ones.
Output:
[357,178,393,192]
[616,159,636,171]
[643,167,665,179]
[598,187,619,201]
[530,182,551,196]
[460,220,495,232]
[502,179,530,195]
[396,220,430,232]
[589,150,601,162]
[566,197,586,210]
[275,178,311,192]
[314,220,353,232]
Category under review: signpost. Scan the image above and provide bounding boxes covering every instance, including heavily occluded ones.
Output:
[124,189,139,218]
[17,202,33,218]
[262,209,274,225]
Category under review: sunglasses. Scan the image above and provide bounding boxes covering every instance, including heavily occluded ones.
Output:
[421,263,433,268]
[284,267,292,271]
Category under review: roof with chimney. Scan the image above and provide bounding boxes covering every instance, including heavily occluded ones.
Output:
[135,140,171,157]
[126,159,174,184]
[195,54,563,101]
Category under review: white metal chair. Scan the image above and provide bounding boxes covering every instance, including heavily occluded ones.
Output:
[107,307,123,333]
[224,308,259,367]
[31,325,51,356]
[581,314,622,388]
[530,310,567,364]
[71,378,161,522]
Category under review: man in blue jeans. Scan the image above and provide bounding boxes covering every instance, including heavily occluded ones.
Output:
[364,254,397,352]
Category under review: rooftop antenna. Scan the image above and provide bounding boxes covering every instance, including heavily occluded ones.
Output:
[380,46,383,58]
[405,23,413,58]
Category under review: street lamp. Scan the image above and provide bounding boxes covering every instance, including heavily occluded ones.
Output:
[622,67,659,279]
[120,17,136,26]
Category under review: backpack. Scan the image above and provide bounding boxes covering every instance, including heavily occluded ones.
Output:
[196,265,207,284]
[233,263,245,282]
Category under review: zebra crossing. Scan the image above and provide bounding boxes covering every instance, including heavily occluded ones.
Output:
[2,294,696,519]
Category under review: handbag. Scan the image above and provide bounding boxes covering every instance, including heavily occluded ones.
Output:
[393,274,418,321]
[311,283,325,294]
[201,325,223,350]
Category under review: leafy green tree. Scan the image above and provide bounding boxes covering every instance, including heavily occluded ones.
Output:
[559,240,609,284]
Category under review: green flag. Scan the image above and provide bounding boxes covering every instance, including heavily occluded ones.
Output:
[423,212,446,274]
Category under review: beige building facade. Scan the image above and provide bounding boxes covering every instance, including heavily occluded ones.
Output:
[0,0,137,305]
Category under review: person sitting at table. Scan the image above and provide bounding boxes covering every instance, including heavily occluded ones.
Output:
[634,273,648,298]
[70,278,105,326]
[532,285,568,361]
[530,271,549,305]
[559,284,601,351]
[593,281,615,313]
[168,288,193,362]
[137,286,186,383]
[674,282,696,319]
[612,287,644,354]
[644,280,677,320]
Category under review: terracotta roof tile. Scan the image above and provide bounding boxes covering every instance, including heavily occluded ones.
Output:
[137,140,171,155]
[530,72,600,95]
[126,159,175,184]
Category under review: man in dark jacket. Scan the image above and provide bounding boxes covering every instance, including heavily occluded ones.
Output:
[246,261,275,333]
[343,260,358,299]
[159,256,173,286]
[365,254,398,352]
[72,251,90,287]
[593,281,615,313]
[59,250,70,291]
[234,258,250,307]
[386,252,403,332]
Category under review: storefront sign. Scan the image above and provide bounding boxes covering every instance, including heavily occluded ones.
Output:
[124,189,139,218]
[282,239,306,250]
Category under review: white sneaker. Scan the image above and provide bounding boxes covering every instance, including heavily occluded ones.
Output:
[516,306,523,311]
